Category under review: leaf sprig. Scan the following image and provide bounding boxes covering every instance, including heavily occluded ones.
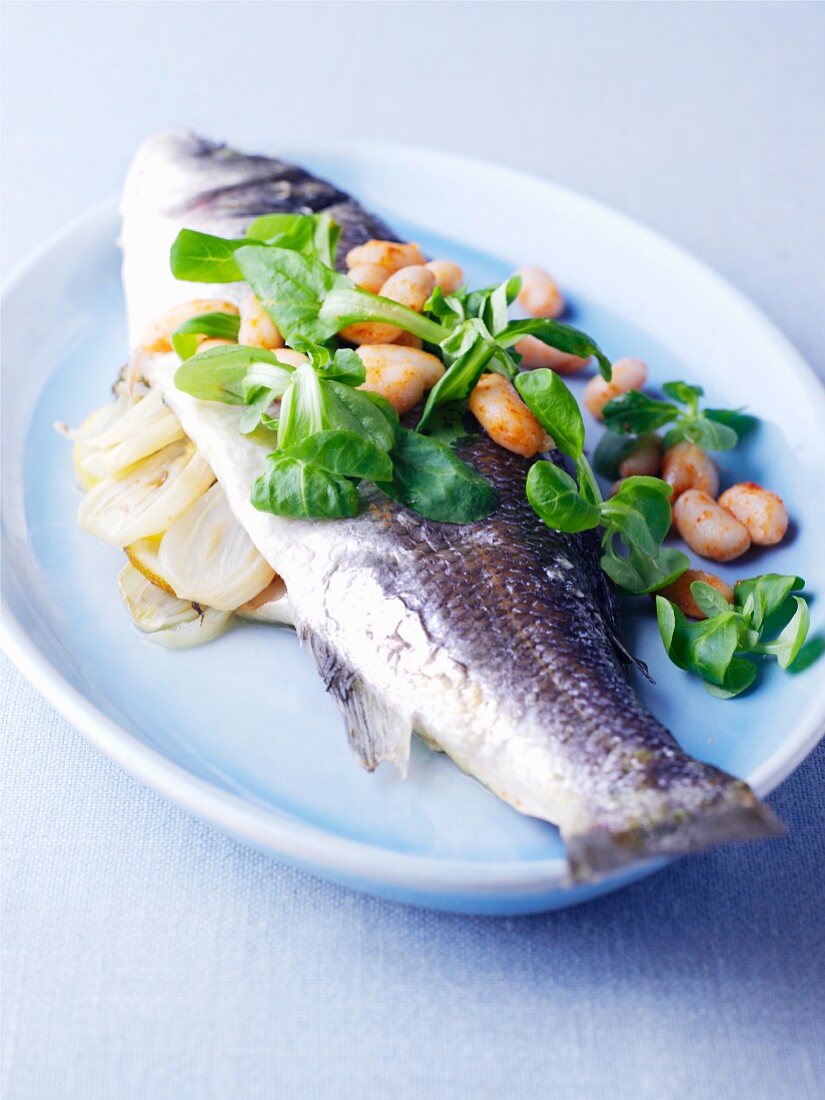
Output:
[602,381,756,451]
[656,574,810,697]
[515,369,689,594]
[175,341,496,523]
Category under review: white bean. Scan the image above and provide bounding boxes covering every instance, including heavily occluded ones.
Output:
[426,259,464,295]
[584,358,648,420]
[197,339,234,352]
[514,335,590,374]
[139,299,239,354]
[271,349,310,368]
[345,239,425,273]
[516,265,565,318]
[341,320,402,345]
[342,265,436,346]
[673,490,751,562]
[662,442,719,500]
[357,345,444,415]
[392,330,423,349]
[379,265,436,312]
[657,569,735,619]
[619,433,662,478]
[717,483,789,546]
[347,262,389,294]
[238,291,284,350]
[469,373,551,458]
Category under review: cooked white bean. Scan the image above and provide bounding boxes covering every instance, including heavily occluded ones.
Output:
[197,338,234,352]
[619,433,662,478]
[340,320,402,345]
[357,345,444,414]
[514,335,590,374]
[379,265,436,312]
[271,349,310,368]
[583,357,647,420]
[341,265,435,345]
[138,299,239,354]
[673,490,751,562]
[345,239,425,273]
[469,373,551,458]
[426,259,464,295]
[348,262,390,294]
[516,265,565,318]
[392,330,423,349]
[238,291,283,350]
[717,483,789,546]
[657,569,735,619]
[662,441,719,500]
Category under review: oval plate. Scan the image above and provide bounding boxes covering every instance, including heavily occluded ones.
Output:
[3,142,824,915]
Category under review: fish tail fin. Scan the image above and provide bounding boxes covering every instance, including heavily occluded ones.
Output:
[564,777,784,884]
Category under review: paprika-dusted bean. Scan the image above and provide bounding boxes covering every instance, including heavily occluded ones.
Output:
[357,344,444,415]
[469,373,551,458]
[584,357,647,420]
[347,262,389,295]
[514,335,590,374]
[657,569,735,619]
[238,291,283,350]
[426,259,464,295]
[673,490,751,562]
[341,265,436,345]
[345,239,425,273]
[139,299,239,354]
[516,265,565,318]
[662,441,719,500]
[379,264,436,313]
[619,433,663,479]
[717,483,789,546]
[392,330,423,349]
[271,349,310,368]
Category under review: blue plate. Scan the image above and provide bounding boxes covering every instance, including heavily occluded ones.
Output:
[3,143,824,914]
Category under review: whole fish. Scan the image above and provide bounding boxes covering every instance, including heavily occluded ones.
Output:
[121,131,782,881]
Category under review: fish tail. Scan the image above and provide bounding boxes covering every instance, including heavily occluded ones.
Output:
[564,778,784,884]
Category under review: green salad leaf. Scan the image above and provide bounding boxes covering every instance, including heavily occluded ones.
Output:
[514,370,686,595]
[603,380,755,451]
[171,311,241,360]
[498,318,612,378]
[174,344,294,405]
[656,573,811,697]
[380,428,497,524]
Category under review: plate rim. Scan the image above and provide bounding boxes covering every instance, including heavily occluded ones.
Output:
[3,140,825,902]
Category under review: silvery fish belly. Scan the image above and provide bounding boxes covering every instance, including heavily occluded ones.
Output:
[123,130,782,881]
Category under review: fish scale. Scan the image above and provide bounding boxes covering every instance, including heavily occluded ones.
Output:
[123,130,782,882]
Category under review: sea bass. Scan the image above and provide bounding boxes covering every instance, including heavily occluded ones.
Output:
[121,131,782,881]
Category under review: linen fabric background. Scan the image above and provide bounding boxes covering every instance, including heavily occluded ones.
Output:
[2,3,824,1098]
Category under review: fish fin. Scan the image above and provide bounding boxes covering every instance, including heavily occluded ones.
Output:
[564,783,784,884]
[298,626,412,774]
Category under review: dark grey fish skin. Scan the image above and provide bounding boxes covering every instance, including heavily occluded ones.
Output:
[300,434,782,880]
[154,130,397,264]
[125,131,783,882]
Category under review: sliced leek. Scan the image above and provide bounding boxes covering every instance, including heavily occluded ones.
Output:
[77,440,215,546]
[118,563,231,648]
[158,482,275,611]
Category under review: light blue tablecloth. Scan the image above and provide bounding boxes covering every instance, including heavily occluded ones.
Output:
[2,4,824,1097]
